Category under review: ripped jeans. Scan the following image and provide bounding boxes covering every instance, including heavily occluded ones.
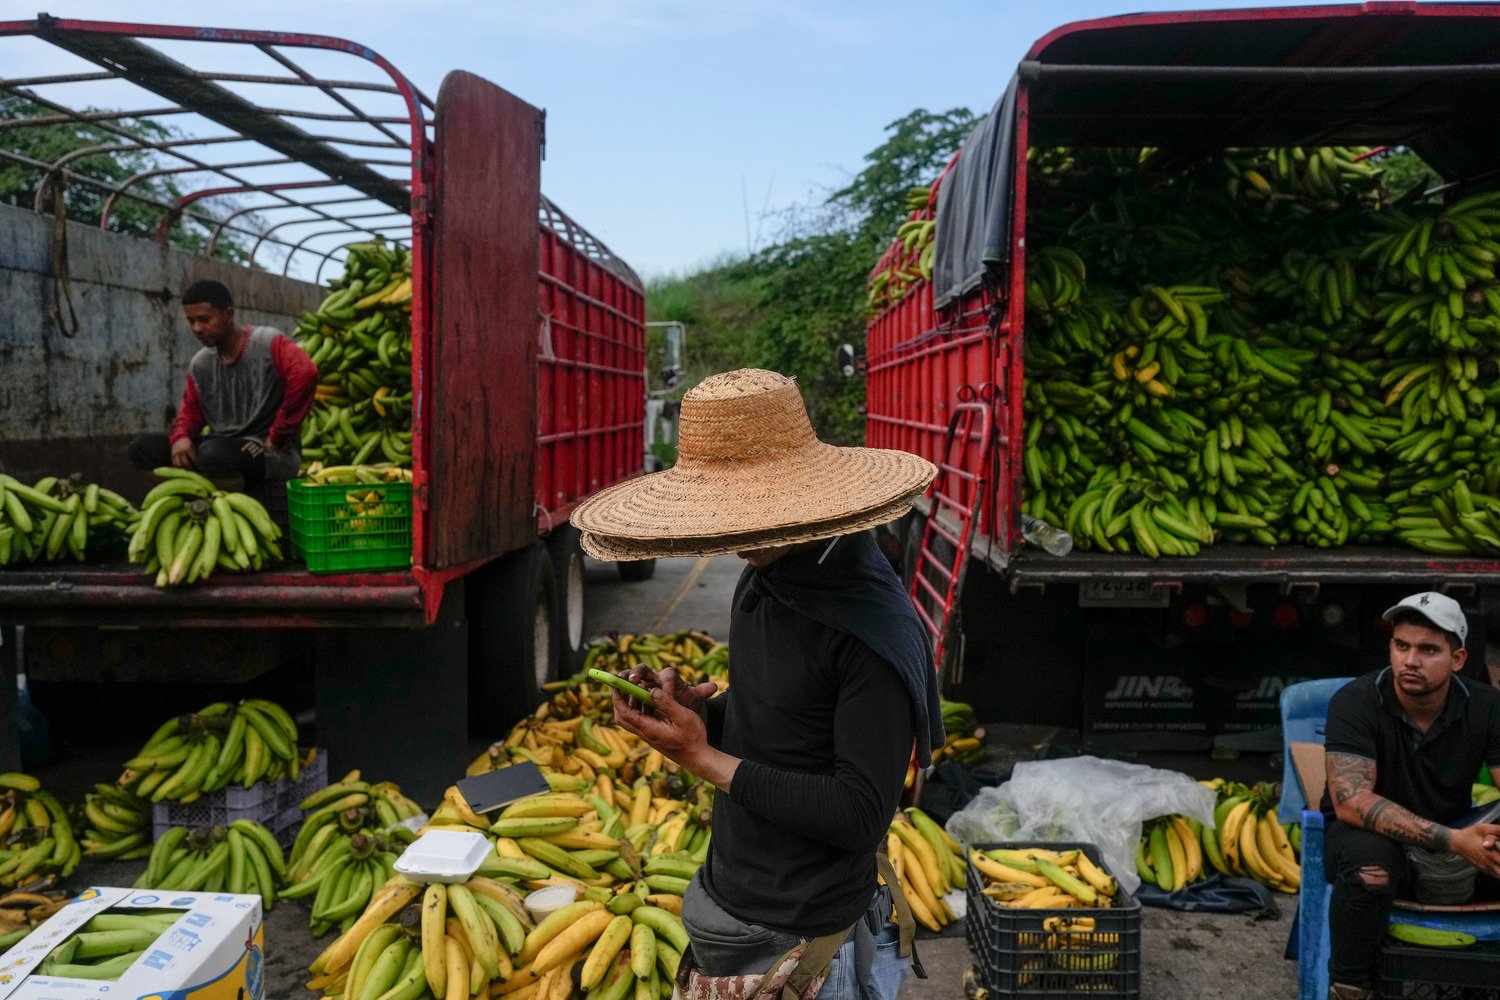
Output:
[1324,820,1412,988]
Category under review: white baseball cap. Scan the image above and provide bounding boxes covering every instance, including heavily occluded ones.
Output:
[1383,592,1469,648]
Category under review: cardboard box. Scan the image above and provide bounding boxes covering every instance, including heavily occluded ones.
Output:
[0,887,265,1000]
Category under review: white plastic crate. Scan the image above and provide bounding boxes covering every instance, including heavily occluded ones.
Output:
[152,750,328,848]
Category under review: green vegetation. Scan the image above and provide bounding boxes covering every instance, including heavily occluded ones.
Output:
[647,107,977,444]
[0,94,255,262]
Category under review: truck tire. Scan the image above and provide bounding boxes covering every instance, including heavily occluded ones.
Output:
[547,526,589,672]
[617,559,656,582]
[467,543,556,732]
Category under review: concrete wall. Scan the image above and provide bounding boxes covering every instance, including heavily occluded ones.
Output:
[0,204,323,490]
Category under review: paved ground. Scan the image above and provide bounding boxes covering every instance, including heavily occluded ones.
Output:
[27,554,1302,998]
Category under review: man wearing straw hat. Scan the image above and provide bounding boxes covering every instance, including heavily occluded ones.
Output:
[572,369,944,1000]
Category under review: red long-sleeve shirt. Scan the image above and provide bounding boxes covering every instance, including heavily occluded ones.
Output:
[170,328,318,449]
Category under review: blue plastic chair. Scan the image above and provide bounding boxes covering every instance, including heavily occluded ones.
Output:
[1282,678,1500,1000]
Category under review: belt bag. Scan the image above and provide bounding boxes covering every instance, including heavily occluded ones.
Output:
[674,852,923,1000]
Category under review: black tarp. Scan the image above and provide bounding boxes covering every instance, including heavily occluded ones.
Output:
[933,77,1017,313]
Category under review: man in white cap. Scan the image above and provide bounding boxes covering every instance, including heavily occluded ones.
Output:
[572,369,941,1000]
[1322,592,1500,1000]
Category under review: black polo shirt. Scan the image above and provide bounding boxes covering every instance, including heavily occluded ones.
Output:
[1321,668,1500,822]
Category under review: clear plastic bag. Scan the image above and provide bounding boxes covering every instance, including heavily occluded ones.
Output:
[943,755,1217,894]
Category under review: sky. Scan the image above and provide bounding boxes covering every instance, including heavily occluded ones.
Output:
[5,0,1342,281]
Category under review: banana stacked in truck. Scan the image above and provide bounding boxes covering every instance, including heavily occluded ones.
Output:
[872,143,1500,557]
[296,240,415,467]
[128,469,284,584]
[0,474,138,565]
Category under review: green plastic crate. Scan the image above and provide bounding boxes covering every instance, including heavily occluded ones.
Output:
[287,478,412,573]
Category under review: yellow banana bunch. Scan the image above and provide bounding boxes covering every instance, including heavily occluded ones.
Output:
[306,874,692,1000]
[117,699,304,803]
[886,809,965,932]
[970,845,1119,911]
[301,462,413,486]
[127,469,284,584]
[1137,780,1300,894]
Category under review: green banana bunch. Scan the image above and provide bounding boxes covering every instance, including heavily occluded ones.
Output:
[133,821,284,907]
[127,468,284,585]
[284,771,421,935]
[867,180,942,312]
[0,775,79,888]
[1004,143,1500,558]
[118,699,303,802]
[0,473,138,565]
[935,700,985,766]
[78,785,152,860]
[31,907,183,982]
[296,240,414,466]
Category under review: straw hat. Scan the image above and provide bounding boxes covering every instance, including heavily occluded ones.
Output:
[572,369,937,560]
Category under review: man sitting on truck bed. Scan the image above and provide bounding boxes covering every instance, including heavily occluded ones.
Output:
[128,280,317,486]
[1323,592,1500,1000]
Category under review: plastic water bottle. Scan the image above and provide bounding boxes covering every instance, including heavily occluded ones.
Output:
[1021,514,1074,557]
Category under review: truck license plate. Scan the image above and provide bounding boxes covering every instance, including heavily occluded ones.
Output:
[1079,580,1171,608]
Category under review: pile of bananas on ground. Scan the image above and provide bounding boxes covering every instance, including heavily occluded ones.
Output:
[25,907,180,982]
[0,774,78,888]
[975,141,1500,557]
[128,469,284,584]
[580,630,728,680]
[118,699,304,802]
[0,887,72,954]
[283,774,422,935]
[867,181,940,311]
[78,785,152,860]
[306,875,689,1000]
[969,845,1120,910]
[452,752,713,889]
[133,821,285,906]
[1137,779,1300,894]
[0,473,138,565]
[296,239,414,466]
[932,700,985,767]
[888,809,964,932]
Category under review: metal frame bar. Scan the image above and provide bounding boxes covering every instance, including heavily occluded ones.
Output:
[1018,60,1500,82]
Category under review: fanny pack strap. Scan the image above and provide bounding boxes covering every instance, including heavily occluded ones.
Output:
[876,847,926,979]
[779,928,854,1000]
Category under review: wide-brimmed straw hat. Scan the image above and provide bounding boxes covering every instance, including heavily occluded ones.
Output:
[572,369,937,560]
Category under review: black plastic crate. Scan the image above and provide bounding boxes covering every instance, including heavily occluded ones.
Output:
[1379,938,1500,1000]
[966,841,1141,999]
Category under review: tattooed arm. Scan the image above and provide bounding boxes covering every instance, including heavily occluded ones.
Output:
[1325,752,1450,849]
[1326,752,1500,874]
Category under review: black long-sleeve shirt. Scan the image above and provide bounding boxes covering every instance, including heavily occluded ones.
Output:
[699,550,915,936]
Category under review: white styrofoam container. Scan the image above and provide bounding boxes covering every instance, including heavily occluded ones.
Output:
[393,830,492,884]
